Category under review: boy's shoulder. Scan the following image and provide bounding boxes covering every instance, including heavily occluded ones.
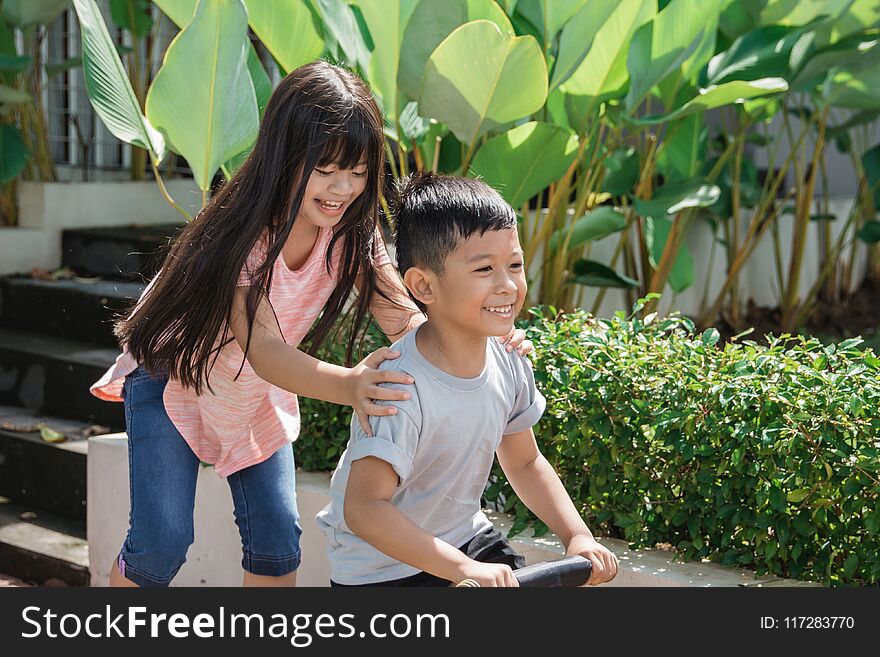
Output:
[486,334,536,383]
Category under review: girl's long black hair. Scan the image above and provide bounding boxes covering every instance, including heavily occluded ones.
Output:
[117,60,396,394]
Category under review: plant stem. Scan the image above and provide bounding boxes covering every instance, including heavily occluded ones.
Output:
[151,160,193,221]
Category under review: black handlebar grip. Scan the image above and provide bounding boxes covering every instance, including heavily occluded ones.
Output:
[514,555,592,587]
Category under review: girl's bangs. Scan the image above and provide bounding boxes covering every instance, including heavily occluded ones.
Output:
[317,118,373,170]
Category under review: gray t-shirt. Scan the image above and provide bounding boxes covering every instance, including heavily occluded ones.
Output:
[315,325,546,585]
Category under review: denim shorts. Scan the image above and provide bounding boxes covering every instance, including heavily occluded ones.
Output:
[117,365,302,587]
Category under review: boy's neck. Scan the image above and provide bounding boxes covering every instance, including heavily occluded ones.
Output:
[415,320,488,379]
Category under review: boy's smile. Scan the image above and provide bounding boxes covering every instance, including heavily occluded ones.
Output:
[428,227,527,339]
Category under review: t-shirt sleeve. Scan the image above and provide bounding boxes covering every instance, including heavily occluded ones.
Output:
[236,231,269,287]
[503,354,547,435]
[346,394,420,483]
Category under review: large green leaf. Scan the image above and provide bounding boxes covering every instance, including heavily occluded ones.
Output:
[1,0,69,27]
[830,0,880,42]
[718,0,763,42]
[313,0,370,70]
[559,0,655,105]
[760,0,853,27]
[624,0,720,112]
[858,220,880,243]
[646,216,694,293]
[822,67,880,109]
[549,206,627,255]
[357,0,419,123]
[656,113,706,180]
[419,20,547,147]
[551,0,619,90]
[0,124,29,183]
[862,143,880,208]
[469,121,577,208]
[72,0,165,160]
[629,78,789,125]
[154,0,271,116]
[705,23,821,86]
[634,178,720,218]
[242,0,323,75]
[516,0,589,51]
[152,0,196,27]
[569,258,638,288]
[145,0,258,191]
[399,0,512,101]
[110,0,153,38]
[602,146,640,195]
[792,29,880,91]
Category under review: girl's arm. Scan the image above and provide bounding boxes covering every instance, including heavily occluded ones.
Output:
[360,231,424,342]
[496,428,619,585]
[344,456,518,587]
[229,286,412,435]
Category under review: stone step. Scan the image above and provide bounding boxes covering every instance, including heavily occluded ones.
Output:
[0,327,124,431]
[0,496,88,586]
[0,405,97,521]
[0,276,144,348]
[62,223,182,280]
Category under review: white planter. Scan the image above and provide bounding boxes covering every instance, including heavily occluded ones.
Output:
[87,433,808,588]
[1,179,200,276]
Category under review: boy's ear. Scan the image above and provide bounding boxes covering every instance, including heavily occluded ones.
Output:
[402,266,436,307]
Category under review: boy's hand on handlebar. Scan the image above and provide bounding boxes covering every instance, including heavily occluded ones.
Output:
[348,347,415,436]
[565,535,619,586]
[458,560,519,587]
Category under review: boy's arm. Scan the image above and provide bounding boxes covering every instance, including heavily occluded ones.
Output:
[343,456,518,587]
[496,428,619,585]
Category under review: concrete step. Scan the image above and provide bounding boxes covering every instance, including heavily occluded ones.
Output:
[62,223,181,280]
[0,276,144,348]
[0,405,100,521]
[0,496,88,586]
[0,327,124,431]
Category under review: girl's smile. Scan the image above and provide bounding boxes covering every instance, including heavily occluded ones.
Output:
[299,163,368,229]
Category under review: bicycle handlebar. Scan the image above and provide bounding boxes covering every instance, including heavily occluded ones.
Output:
[514,555,592,587]
[454,555,592,587]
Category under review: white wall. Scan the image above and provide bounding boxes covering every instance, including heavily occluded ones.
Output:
[1,179,200,276]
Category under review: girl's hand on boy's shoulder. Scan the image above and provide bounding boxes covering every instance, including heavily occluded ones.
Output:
[348,347,415,436]
[565,534,619,586]
[500,328,532,356]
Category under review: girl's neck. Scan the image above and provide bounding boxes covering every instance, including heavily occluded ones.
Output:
[282,221,321,271]
[415,321,487,379]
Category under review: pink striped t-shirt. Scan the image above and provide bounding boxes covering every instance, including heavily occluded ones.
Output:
[91,226,383,477]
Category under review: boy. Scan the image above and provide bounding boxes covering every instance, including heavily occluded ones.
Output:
[316,172,618,586]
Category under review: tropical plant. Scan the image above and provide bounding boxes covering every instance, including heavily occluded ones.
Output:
[68,0,880,330]
[0,0,71,225]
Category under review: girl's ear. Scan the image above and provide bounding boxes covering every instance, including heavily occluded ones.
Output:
[402,266,436,307]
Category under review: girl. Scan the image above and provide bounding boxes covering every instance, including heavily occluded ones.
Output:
[90,60,528,588]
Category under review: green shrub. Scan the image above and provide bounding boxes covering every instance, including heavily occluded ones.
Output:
[294,320,387,471]
[486,296,880,586]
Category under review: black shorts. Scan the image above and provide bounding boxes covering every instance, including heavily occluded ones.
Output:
[330,527,526,587]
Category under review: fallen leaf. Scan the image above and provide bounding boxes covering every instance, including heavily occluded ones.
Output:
[40,426,66,443]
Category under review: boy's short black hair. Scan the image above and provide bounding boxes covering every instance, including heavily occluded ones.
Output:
[393,171,517,278]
